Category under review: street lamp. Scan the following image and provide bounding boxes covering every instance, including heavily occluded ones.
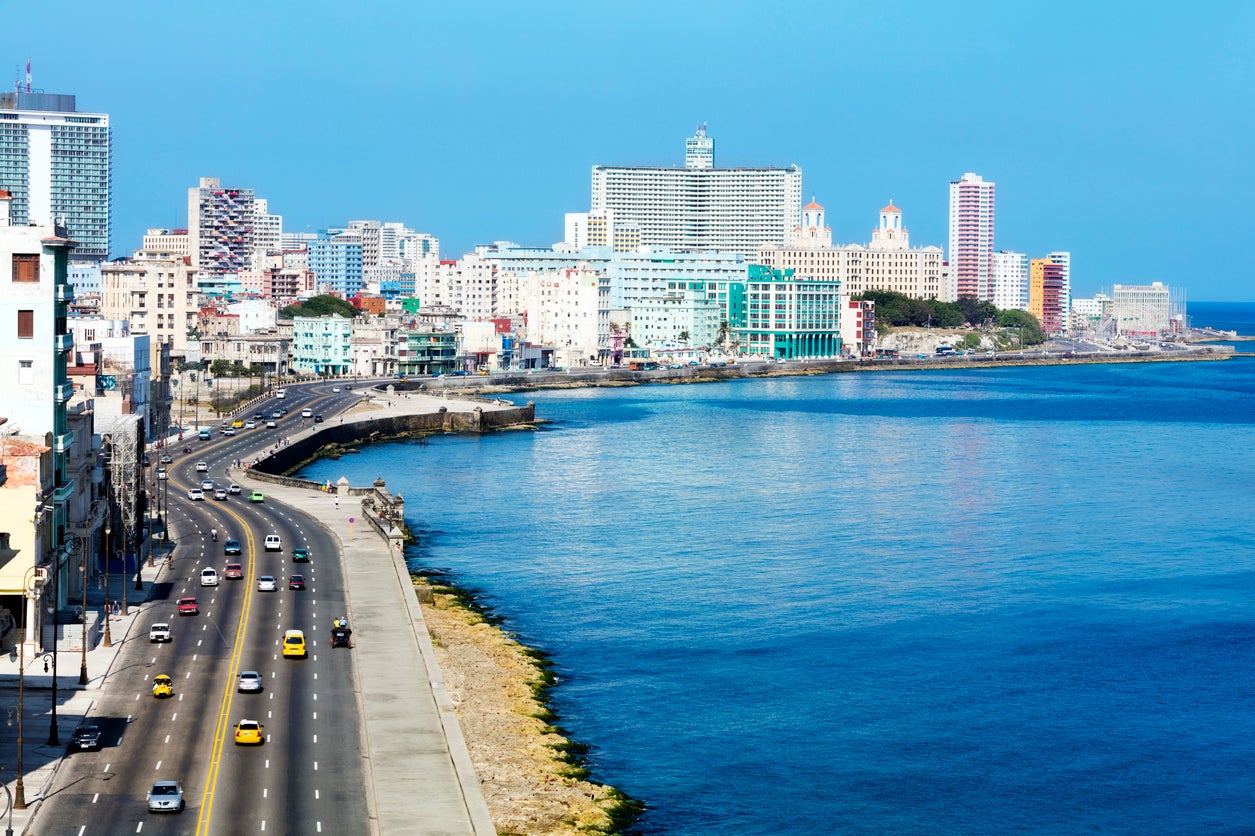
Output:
[80,501,102,686]
[14,563,44,809]
[102,516,112,649]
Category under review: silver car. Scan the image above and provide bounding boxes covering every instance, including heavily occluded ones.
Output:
[257,575,277,592]
[238,670,263,692]
[186,488,204,501]
[147,781,184,813]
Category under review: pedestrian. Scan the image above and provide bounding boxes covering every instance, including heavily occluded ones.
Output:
[335,496,339,509]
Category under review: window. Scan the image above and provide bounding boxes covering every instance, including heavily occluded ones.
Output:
[17,310,34,339]
[12,254,39,282]
[18,360,33,385]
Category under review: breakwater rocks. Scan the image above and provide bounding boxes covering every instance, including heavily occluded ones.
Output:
[414,576,641,835]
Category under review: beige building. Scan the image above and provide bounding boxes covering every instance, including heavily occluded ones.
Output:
[757,200,944,300]
[100,250,203,362]
[141,228,189,257]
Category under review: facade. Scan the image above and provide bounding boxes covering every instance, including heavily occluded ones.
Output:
[0,192,78,648]
[396,328,458,377]
[0,90,111,261]
[757,201,943,299]
[291,315,353,375]
[198,331,289,375]
[948,173,996,301]
[308,237,364,298]
[99,250,201,361]
[590,128,802,257]
[1029,258,1066,334]
[736,265,842,359]
[141,228,189,257]
[516,266,606,367]
[840,297,876,357]
[1045,251,1072,329]
[188,177,255,276]
[992,250,1029,311]
[1112,282,1172,336]
[252,199,283,269]
[564,210,642,253]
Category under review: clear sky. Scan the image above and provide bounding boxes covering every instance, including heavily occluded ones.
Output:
[8,1,1255,301]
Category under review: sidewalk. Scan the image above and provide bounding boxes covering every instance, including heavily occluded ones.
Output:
[0,554,171,834]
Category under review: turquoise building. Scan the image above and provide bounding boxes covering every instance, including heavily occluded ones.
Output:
[292,315,353,375]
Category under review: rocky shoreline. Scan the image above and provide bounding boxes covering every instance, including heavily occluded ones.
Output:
[413,575,642,835]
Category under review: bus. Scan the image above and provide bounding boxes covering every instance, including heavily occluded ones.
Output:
[935,345,956,356]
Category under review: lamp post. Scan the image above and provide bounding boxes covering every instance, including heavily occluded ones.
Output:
[14,564,43,809]
[80,502,101,686]
[2,760,16,832]
[147,461,155,568]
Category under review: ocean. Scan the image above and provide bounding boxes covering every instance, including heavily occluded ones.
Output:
[300,350,1255,834]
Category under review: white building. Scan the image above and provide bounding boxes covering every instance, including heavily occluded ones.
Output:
[252,199,283,270]
[0,89,111,261]
[517,266,606,367]
[1113,282,1173,336]
[141,228,190,257]
[100,250,202,363]
[564,209,642,253]
[948,172,996,301]
[590,127,802,257]
[993,250,1029,311]
[757,200,943,299]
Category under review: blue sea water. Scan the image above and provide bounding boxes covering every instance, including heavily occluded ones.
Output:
[1191,300,1255,353]
[301,355,1255,834]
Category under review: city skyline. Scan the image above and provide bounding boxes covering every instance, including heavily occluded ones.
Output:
[8,1,1255,301]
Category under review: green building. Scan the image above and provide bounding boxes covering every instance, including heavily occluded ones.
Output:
[396,329,458,376]
[735,265,843,359]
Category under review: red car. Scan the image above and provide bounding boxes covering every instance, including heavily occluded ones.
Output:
[224,563,243,580]
[288,574,306,590]
[177,597,199,616]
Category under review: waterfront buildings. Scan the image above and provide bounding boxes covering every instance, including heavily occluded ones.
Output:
[100,249,201,362]
[291,315,353,375]
[0,88,111,262]
[992,250,1028,311]
[948,173,996,301]
[589,127,802,257]
[840,298,876,357]
[1045,251,1072,329]
[1029,258,1066,334]
[757,200,943,299]
[516,265,605,367]
[188,177,255,276]
[1112,282,1173,336]
[737,265,843,359]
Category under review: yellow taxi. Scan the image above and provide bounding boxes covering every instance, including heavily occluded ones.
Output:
[152,674,174,698]
[231,419,244,428]
[282,629,307,658]
[233,719,264,745]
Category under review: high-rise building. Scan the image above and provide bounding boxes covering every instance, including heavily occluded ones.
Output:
[1029,258,1066,334]
[188,177,255,276]
[948,173,996,301]
[252,199,283,269]
[307,236,364,297]
[0,89,111,260]
[590,127,802,257]
[1045,250,1071,329]
[993,250,1028,311]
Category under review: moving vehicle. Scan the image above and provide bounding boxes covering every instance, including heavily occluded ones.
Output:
[149,622,171,643]
[147,781,184,813]
[289,574,306,590]
[177,597,199,615]
[231,419,244,428]
[221,426,236,436]
[72,723,102,751]
[186,488,205,501]
[332,386,341,393]
[152,674,174,698]
[264,534,281,551]
[292,547,310,563]
[228,484,241,494]
[214,488,229,500]
[271,410,283,419]
[266,419,277,428]
[257,575,277,592]
[238,671,263,693]
[935,345,956,356]
[223,538,242,556]
[195,461,208,472]
[159,453,173,464]
[198,428,212,440]
[302,409,313,418]
[249,490,265,503]
[224,562,243,579]
[156,467,167,480]
[234,719,264,745]
[275,389,286,399]
[200,479,215,491]
[283,629,307,658]
[244,420,256,429]
[330,625,353,648]
[200,567,219,587]
[314,414,324,423]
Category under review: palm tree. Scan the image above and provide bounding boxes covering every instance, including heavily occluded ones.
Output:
[678,330,690,346]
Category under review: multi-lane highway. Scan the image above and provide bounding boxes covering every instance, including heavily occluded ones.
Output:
[36,383,376,835]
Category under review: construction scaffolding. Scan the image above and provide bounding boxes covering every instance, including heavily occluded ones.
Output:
[108,414,142,553]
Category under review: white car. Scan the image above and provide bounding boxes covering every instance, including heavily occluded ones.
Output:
[264,534,281,552]
[201,479,215,491]
[257,575,277,592]
[147,781,184,813]
[332,387,341,393]
[196,461,208,472]
[149,622,171,643]
[200,568,219,586]
[187,488,205,501]
[238,670,263,692]
[228,484,242,495]
[266,419,277,428]
[302,409,313,418]
[244,421,256,429]
[156,467,167,480]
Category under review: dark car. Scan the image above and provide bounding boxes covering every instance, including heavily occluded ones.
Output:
[292,548,310,563]
[313,415,324,423]
[223,539,242,555]
[289,574,306,590]
[72,723,102,751]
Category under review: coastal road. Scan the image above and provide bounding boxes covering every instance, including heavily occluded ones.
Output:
[34,383,371,834]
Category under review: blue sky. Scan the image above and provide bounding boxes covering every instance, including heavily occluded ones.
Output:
[9,1,1255,300]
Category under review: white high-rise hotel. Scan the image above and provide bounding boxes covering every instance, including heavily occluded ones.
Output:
[589,126,802,257]
[0,89,111,261]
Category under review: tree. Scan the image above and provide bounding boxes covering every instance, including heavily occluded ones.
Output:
[995,309,1046,345]
[280,294,360,320]
[678,330,690,345]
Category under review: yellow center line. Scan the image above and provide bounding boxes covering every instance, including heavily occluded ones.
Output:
[195,497,260,835]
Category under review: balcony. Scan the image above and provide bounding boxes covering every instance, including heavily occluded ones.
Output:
[53,482,74,503]
[54,382,74,403]
[55,332,74,352]
[54,430,75,453]
[56,283,75,302]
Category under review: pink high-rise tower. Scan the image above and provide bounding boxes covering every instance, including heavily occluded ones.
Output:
[948,173,996,300]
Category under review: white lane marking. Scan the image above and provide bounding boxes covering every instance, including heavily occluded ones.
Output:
[171,713,177,721]
[91,793,99,803]
[313,673,318,680]
[178,693,184,702]
[261,822,266,832]
[263,788,268,798]
[126,715,132,723]
[313,761,318,771]
[164,735,170,744]
[104,763,111,772]
[312,734,317,743]
[150,657,156,665]
[192,654,198,661]
[77,827,86,836]
[317,824,321,833]
[312,712,317,720]
[314,789,320,799]
[196,640,202,648]
[265,759,270,769]
[135,694,140,701]
[136,823,143,833]
[267,710,272,719]
[186,671,192,678]
[155,760,162,770]
[313,693,317,701]
[269,692,274,700]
